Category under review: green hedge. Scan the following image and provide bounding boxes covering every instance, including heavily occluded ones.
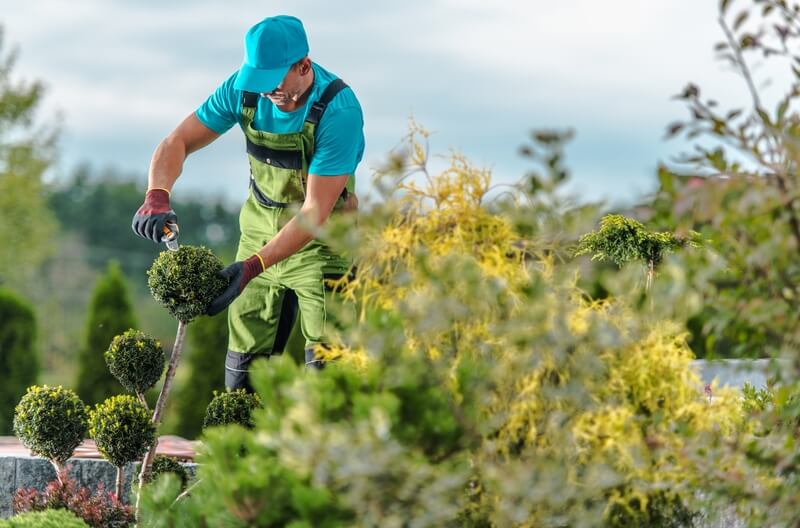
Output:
[0,509,90,528]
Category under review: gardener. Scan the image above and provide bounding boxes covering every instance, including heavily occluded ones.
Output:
[131,15,364,391]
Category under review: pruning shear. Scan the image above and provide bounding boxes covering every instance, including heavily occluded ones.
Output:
[161,222,180,251]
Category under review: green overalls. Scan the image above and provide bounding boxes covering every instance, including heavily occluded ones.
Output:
[225,79,354,390]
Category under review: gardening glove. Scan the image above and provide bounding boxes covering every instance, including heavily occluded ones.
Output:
[206,255,265,316]
[131,188,178,243]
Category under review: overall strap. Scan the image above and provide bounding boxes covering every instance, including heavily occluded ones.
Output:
[242,91,259,109]
[305,79,348,126]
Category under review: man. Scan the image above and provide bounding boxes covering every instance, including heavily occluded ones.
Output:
[131,15,364,391]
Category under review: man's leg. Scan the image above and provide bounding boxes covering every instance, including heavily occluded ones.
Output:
[226,279,298,391]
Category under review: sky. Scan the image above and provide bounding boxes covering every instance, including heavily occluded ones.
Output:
[1,0,789,208]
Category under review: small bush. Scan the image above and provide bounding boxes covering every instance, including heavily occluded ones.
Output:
[0,508,90,528]
[203,389,261,429]
[89,395,155,468]
[13,386,88,466]
[0,288,39,435]
[13,476,133,527]
[104,329,165,395]
[139,455,189,490]
[147,246,227,322]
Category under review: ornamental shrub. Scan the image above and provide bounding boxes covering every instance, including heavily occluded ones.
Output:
[139,455,189,490]
[104,329,165,395]
[0,288,39,435]
[13,386,88,468]
[75,261,136,406]
[89,395,155,469]
[0,509,90,528]
[203,389,261,429]
[12,475,133,528]
[147,246,227,322]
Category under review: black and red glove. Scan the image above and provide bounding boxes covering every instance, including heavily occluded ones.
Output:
[132,188,177,243]
[207,255,265,316]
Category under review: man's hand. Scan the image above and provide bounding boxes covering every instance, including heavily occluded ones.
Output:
[132,189,177,242]
[207,255,265,316]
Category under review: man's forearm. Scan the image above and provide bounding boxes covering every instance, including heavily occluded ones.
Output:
[148,135,187,192]
[256,204,331,268]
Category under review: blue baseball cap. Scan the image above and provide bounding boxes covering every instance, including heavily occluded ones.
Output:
[234,15,309,93]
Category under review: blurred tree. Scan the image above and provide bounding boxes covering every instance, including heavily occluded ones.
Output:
[48,164,241,278]
[0,28,57,288]
[75,261,135,405]
[0,288,38,434]
[644,0,800,359]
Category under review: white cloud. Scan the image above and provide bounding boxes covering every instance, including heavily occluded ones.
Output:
[2,0,793,205]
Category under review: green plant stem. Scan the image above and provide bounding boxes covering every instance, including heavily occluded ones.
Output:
[135,319,188,521]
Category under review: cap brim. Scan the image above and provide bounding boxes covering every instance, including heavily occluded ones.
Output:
[233,63,291,93]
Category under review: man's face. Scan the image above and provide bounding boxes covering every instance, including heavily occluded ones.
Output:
[262,60,310,106]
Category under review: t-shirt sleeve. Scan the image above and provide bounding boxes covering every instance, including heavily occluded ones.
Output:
[308,106,365,177]
[195,71,240,134]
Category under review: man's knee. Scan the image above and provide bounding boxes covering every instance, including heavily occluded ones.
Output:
[225,350,258,392]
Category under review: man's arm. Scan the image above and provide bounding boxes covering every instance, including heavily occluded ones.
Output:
[257,173,349,267]
[132,113,221,242]
[149,113,221,191]
[205,173,349,316]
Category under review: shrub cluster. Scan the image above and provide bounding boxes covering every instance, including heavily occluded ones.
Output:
[13,386,88,466]
[139,455,189,490]
[104,329,165,395]
[88,395,155,468]
[203,389,262,429]
[0,509,90,528]
[147,246,227,322]
[13,476,133,528]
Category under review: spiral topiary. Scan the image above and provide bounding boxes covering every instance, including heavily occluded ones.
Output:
[146,246,227,322]
[13,386,88,469]
[203,389,262,429]
[104,329,165,395]
[89,395,155,469]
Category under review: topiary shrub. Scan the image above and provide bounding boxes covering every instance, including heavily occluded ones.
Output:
[89,395,155,498]
[104,329,165,397]
[147,246,227,323]
[0,288,39,435]
[0,509,91,528]
[13,386,88,477]
[138,455,189,490]
[203,389,262,429]
[75,261,137,406]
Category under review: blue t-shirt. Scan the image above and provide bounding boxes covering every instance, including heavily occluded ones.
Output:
[196,62,364,176]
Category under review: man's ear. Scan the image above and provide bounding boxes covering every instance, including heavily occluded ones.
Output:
[299,58,312,75]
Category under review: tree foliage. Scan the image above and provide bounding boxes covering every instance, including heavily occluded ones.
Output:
[0,288,38,434]
[75,261,136,405]
[0,28,57,289]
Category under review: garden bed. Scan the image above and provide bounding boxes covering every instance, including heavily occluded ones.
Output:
[0,436,195,518]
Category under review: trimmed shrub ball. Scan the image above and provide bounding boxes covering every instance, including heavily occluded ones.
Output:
[203,389,262,429]
[13,386,88,466]
[105,329,165,394]
[89,395,155,468]
[147,246,227,322]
